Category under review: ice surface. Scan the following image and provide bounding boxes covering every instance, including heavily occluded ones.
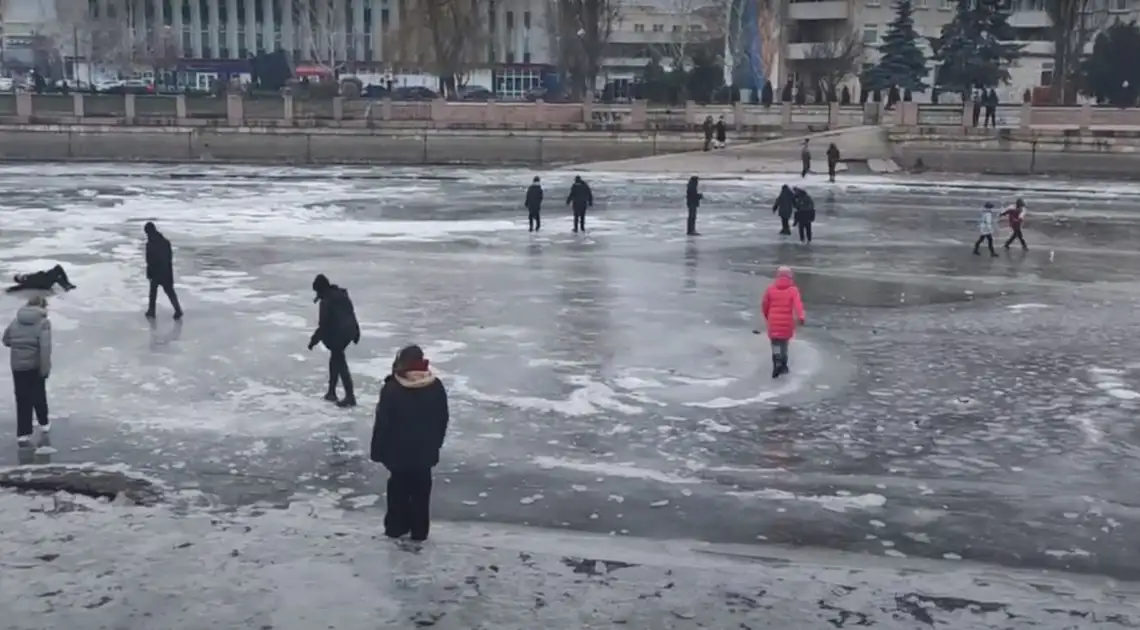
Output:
[3,165,1140,580]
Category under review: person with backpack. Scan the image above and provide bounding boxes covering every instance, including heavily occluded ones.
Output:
[525,176,544,232]
[371,344,450,542]
[3,295,52,446]
[792,187,816,244]
[308,273,361,407]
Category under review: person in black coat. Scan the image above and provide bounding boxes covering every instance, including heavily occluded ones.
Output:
[772,185,795,235]
[685,176,703,236]
[308,273,361,407]
[525,176,544,232]
[792,187,816,244]
[826,143,841,183]
[714,116,727,148]
[143,222,183,320]
[370,344,450,542]
[800,139,811,178]
[565,175,594,233]
[6,264,76,293]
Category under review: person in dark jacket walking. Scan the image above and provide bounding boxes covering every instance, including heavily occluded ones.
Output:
[3,296,51,446]
[714,116,727,148]
[370,344,450,542]
[772,185,795,235]
[984,89,998,128]
[971,90,983,127]
[702,116,714,151]
[826,143,841,183]
[525,176,544,232]
[800,139,811,178]
[308,274,361,407]
[685,176,702,236]
[792,187,815,243]
[143,222,183,320]
[6,264,76,293]
[566,175,594,233]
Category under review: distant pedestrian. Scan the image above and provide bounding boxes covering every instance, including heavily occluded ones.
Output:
[714,116,727,148]
[792,187,815,243]
[984,89,998,128]
[702,116,714,151]
[525,176,544,232]
[773,184,795,236]
[3,295,52,447]
[971,90,983,127]
[760,266,806,379]
[308,274,361,407]
[565,175,594,233]
[686,176,702,236]
[826,143,841,183]
[1001,197,1028,250]
[144,222,183,320]
[973,202,999,257]
[370,344,450,543]
[800,139,811,177]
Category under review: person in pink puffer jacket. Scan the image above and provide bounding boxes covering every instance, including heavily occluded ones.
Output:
[760,266,806,379]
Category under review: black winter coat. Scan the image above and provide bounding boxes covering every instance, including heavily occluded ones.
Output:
[715,121,727,142]
[145,231,174,284]
[773,187,795,219]
[686,186,702,209]
[793,191,816,224]
[370,372,450,470]
[566,180,594,212]
[525,184,544,213]
[312,285,360,349]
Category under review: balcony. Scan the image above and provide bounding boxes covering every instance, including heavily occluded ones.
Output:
[788,0,850,21]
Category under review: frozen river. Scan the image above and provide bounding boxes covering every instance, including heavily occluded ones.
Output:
[3,164,1140,578]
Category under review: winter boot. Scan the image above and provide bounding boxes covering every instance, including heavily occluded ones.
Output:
[779,358,790,376]
[336,396,357,408]
[772,356,782,379]
[323,390,338,402]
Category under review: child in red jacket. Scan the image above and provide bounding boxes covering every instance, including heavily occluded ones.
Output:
[761,266,806,378]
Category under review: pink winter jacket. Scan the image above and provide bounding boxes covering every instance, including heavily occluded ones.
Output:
[761,270,805,341]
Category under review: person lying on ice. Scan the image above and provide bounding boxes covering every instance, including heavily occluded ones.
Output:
[5,265,76,293]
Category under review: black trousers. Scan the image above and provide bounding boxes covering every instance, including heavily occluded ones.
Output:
[1005,226,1027,249]
[147,279,182,315]
[779,215,791,235]
[984,107,996,128]
[972,105,981,127]
[573,209,586,232]
[385,468,433,541]
[528,212,541,231]
[326,343,354,399]
[798,222,813,243]
[12,369,48,437]
[974,234,996,255]
[686,205,698,234]
[828,160,837,182]
[801,158,811,178]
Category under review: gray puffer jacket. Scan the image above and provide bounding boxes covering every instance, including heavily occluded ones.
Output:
[2,306,51,376]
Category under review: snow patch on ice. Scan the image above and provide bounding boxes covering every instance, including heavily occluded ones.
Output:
[1006,303,1049,311]
[452,375,642,417]
[531,457,700,484]
[728,489,887,512]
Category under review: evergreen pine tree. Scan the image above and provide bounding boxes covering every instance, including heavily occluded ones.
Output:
[932,0,1022,96]
[873,0,929,91]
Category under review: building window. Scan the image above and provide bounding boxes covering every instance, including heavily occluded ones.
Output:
[915,0,929,7]
[523,52,531,63]
[506,10,514,29]
[634,23,645,32]
[866,0,880,6]
[507,51,515,63]
[689,23,703,31]
[494,67,541,100]
[381,8,389,29]
[939,0,952,9]
[1112,0,1129,11]
[672,24,682,32]
[523,10,531,28]
[652,23,664,32]
[862,24,878,44]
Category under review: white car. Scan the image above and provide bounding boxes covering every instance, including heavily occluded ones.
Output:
[0,78,14,92]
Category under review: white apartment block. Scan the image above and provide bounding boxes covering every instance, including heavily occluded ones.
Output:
[788,0,1140,101]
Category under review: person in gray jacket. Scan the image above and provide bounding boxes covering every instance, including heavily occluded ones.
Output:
[2,295,52,446]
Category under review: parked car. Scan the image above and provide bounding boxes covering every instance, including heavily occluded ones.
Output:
[390,86,438,101]
[456,86,494,102]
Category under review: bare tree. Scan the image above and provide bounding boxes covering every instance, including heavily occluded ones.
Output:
[806,32,864,97]
[554,0,623,98]
[755,0,784,86]
[292,0,339,71]
[657,0,725,69]
[1046,0,1108,104]
[395,0,489,97]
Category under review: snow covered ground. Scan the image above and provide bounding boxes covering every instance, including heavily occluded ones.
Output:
[2,164,1140,591]
[3,483,1139,629]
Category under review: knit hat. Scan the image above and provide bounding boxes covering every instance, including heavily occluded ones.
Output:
[312,274,330,302]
